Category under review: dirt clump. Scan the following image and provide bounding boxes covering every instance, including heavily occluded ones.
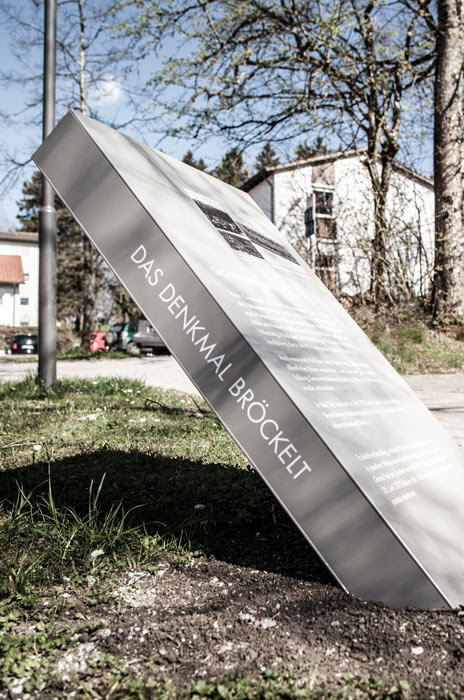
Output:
[45,557,464,696]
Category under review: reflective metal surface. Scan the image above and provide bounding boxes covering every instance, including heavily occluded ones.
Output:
[34,111,464,608]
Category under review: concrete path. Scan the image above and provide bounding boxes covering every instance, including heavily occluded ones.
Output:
[404,373,464,448]
[0,356,463,447]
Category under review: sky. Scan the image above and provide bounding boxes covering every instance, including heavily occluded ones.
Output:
[0,0,228,231]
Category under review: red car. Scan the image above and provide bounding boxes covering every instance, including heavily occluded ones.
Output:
[89,332,108,353]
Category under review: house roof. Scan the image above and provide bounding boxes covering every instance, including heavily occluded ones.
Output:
[0,255,25,284]
[242,148,365,191]
[391,161,434,189]
[242,147,434,191]
[0,231,38,244]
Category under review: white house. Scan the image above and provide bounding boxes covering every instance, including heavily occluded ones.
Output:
[0,231,39,327]
[243,150,435,298]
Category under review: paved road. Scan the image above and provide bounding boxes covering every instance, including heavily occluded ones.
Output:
[0,355,463,447]
[0,354,198,395]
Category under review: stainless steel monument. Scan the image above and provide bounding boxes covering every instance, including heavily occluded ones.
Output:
[34,111,464,608]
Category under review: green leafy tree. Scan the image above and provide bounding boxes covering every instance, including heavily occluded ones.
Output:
[214,147,248,187]
[182,150,207,171]
[255,143,280,172]
[106,278,139,322]
[16,171,96,328]
[115,0,435,305]
[294,137,328,160]
[16,172,41,233]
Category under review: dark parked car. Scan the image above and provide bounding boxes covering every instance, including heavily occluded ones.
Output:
[11,333,38,355]
[104,321,136,351]
[126,318,165,355]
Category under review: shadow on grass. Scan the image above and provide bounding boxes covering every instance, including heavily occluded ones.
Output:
[0,449,335,586]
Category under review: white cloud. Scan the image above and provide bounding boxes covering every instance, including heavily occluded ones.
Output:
[88,77,123,108]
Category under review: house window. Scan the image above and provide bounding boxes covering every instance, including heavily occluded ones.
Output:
[315,250,337,292]
[305,188,337,240]
[24,273,29,281]
[20,297,29,306]
[315,190,333,216]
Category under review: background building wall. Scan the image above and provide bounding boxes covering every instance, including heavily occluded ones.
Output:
[0,235,39,326]
[250,178,273,221]
[247,155,435,299]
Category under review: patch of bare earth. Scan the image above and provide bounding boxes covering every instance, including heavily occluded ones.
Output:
[35,558,464,696]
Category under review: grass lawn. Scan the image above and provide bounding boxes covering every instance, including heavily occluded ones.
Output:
[369,322,464,373]
[342,303,464,374]
[3,349,128,362]
[0,377,432,699]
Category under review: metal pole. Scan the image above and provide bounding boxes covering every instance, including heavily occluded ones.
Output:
[38,0,57,389]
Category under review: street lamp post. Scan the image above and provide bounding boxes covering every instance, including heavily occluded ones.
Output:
[38,0,57,389]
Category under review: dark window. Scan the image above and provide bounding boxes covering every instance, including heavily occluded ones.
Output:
[24,273,29,282]
[314,190,333,216]
[304,206,316,237]
[306,189,336,239]
[20,297,29,306]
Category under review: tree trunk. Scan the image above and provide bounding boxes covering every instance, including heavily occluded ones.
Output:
[367,146,398,308]
[370,191,388,306]
[432,0,464,321]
